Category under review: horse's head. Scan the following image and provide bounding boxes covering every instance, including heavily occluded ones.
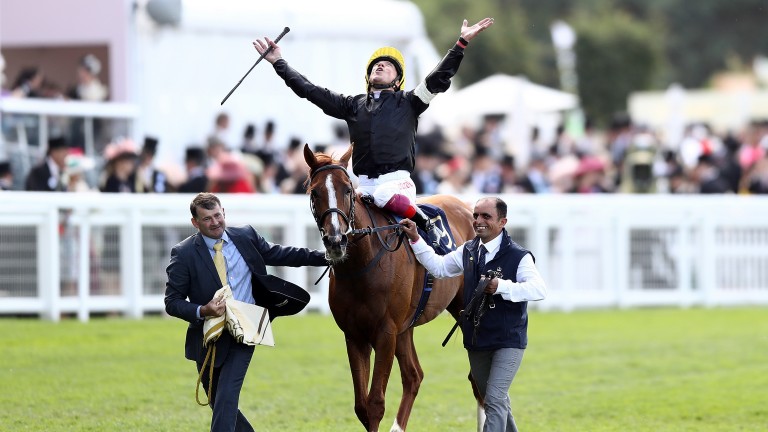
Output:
[304,143,355,262]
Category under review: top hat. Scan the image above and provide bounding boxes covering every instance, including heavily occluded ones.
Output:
[251,274,311,319]
[185,146,206,164]
[47,136,68,152]
[142,136,159,156]
[207,154,249,182]
[103,139,138,162]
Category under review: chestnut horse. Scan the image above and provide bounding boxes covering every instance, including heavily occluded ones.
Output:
[304,144,477,431]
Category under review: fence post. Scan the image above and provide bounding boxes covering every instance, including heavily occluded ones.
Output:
[123,208,143,318]
[40,207,61,322]
[77,209,92,322]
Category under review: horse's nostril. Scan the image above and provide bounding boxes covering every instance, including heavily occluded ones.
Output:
[323,235,344,247]
[323,235,341,247]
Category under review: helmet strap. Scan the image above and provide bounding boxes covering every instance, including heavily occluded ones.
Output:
[369,76,401,91]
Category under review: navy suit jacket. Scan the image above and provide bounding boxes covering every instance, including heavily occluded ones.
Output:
[164,225,326,366]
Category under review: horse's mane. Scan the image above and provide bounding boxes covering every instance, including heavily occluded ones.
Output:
[304,151,342,193]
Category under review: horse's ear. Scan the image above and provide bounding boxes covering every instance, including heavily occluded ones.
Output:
[339,143,353,166]
[303,143,317,169]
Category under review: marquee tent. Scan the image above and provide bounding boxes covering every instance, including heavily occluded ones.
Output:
[424,74,579,167]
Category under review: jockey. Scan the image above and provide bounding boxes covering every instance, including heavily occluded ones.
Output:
[254,18,494,246]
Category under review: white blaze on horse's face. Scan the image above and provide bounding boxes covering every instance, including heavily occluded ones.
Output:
[325,173,342,234]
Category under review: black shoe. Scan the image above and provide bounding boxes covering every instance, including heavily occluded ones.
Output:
[412,209,442,246]
[425,227,441,247]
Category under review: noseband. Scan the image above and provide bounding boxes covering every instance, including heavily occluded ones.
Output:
[309,164,356,235]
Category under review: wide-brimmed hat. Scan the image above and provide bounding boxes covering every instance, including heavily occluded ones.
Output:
[103,138,138,162]
[65,152,96,175]
[207,154,249,182]
[251,274,311,319]
[574,156,605,176]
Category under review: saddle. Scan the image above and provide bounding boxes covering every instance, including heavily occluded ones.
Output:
[362,196,456,255]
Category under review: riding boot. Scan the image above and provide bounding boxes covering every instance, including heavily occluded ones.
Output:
[411,207,443,247]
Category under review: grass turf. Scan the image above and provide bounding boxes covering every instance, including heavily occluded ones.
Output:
[1,307,766,431]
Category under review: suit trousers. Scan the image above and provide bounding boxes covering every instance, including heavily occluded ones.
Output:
[197,342,256,432]
[468,348,525,432]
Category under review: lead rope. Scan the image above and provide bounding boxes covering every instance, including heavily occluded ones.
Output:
[195,344,217,406]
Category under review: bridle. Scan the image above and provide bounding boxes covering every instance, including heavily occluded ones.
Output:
[308,162,409,283]
[309,164,356,236]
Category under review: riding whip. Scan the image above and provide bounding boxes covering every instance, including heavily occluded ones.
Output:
[220,26,290,105]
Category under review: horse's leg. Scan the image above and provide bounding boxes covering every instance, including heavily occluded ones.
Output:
[346,337,373,430]
[390,328,423,432]
[469,371,486,432]
[366,323,398,432]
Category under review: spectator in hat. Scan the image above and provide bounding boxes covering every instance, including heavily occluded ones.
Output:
[63,151,97,192]
[100,139,139,193]
[179,147,209,193]
[135,136,171,193]
[0,160,13,190]
[570,156,610,194]
[67,54,108,102]
[240,124,258,155]
[164,192,327,432]
[25,137,69,191]
[207,154,255,194]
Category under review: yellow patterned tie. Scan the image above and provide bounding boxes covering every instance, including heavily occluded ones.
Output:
[213,239,228,286]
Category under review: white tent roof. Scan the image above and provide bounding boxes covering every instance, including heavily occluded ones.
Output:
[427,73,579,127]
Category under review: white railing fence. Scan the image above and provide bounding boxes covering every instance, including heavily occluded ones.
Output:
[2,193,767,322]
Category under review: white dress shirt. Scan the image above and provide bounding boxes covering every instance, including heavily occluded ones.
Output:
[410,234,547,303]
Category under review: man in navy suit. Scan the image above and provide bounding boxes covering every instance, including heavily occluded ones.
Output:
[165,192,327,432]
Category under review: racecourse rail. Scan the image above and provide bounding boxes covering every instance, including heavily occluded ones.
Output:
[1,192,767,321]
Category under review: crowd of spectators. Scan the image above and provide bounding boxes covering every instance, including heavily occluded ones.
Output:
[3,110,768,197]
[407,113,768,196]
[2,53,768,197]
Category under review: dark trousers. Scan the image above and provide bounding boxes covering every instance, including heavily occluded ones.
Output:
[197,342,256,432]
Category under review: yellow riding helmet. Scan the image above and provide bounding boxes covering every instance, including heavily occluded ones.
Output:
[365,47,406,91]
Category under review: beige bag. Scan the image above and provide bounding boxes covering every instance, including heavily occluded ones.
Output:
[196,286,274,405]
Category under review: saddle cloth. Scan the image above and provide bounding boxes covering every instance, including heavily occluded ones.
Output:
[390,203,457,255]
